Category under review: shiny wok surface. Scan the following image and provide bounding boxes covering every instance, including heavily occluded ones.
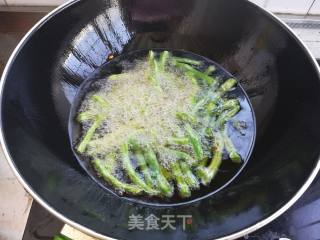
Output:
[1,0,320,239]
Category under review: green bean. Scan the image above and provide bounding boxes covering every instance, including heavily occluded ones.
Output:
[77,111,94,122]
[176,112,197,125]
[192,97,209,114]
[164,148,194,164]
[185,124,204,161]
[148,50,155,67]
[211,99,239,116]
[120,143,159,195]
[159,51,170,71]
[222,128,242,163]
[129,140,154,187]
[204,66,216,75]
[77,115,103,154]
[92,159,143,195]
[169,160,191,198]
[180,161,200,189]
[167,137,189,145]
[174,62,216,85]
[219,78,237,93]
[91,95,109,108]
[216,104,241,127]
[194,78,238,116]
[205,101,217,115]
[148,50,158,85]
[144,146,173,197]
[173,57,202,66]
[198,132,224,185]
[186,71,198,85]
[161,166,172,181]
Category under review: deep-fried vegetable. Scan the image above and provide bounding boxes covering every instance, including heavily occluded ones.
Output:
[93,159,143,195]
[77,115,103,153]
[144,146,173,197]
[198,132,224,185]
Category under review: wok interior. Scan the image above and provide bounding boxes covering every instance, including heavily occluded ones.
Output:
[2,0,320,239]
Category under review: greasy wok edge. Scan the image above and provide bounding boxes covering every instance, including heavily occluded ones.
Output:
[0,0,320,239]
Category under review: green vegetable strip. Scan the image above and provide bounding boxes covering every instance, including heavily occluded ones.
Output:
[144,146,173,197]
[199,132,224,185]
[77,115,103,153]
[174,62,216,85]
[180,161,200,189]
[129,140,154,188]
[219,78,237,93]
[192,98,209,114]
[176,112,197,125]
[148,50,155,66]
[77,111,94,122]
[173,57,202,66]
[211,99,239,116]
[167,137,189,145]
[205,101,217,115]
[91,95,109,108]
[92,159,143,195]
[186,71,198,85]
[193,78,238,115]
[164,148,194,164]
[148,50,158,85]
[120,143,159,195]
[159,51,170,71]
[185,124,204,161]
[216,104,241,127]
[204,66,216,75]
[222,128,242,163]
[169,160,191,198]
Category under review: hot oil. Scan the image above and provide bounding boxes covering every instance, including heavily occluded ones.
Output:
[72,49,255,205]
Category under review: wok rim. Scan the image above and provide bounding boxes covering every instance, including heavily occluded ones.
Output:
[0,0,320,239]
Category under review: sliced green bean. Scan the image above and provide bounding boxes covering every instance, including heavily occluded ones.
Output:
[180,161,200,189]
[176,112,197,125]
[77,115,103,154]
[198,132,224,185]
[204,66,216,75]
[222,128,242,163]
[148,50,158,85]
[120,143,159,195]
[219,78,237,93]
[186,71,198,85]
[174,62,216,85]
[92,159,143,195]
[185,124,204,161]
[129,139,154,187]
[144,146,173,197]
[173,57,202,66]
[159,51,170,71]
[77,111,94,122]
[167,137,189,145]
[211,99,239,116]
[91,95,109,108]
[169,160,191,198]
[216,104,241,127]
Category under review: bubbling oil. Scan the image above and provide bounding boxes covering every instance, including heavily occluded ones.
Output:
[72,49,253,204]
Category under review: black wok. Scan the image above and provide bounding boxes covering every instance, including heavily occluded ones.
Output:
[1,0,320,239]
